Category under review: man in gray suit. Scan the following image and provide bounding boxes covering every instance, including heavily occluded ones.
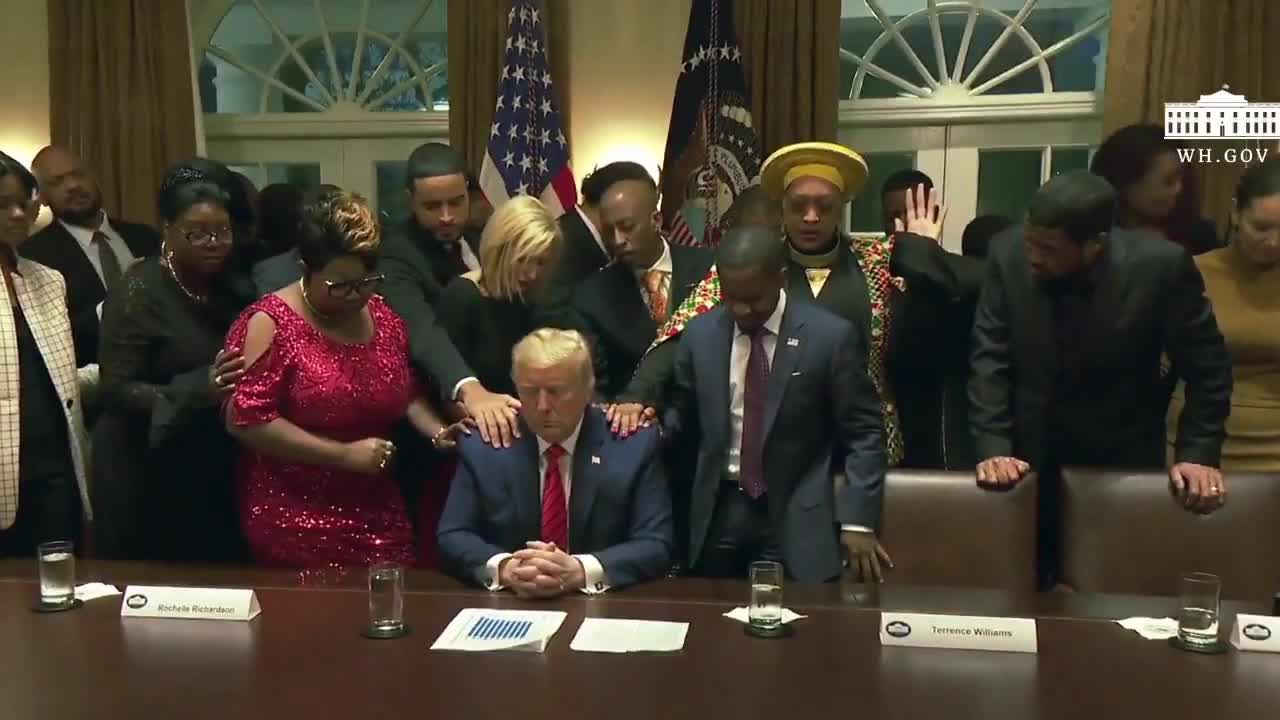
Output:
[665,227,889,582]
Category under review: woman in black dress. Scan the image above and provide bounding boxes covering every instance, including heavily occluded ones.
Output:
[436,195,562,395]
[0,153,93,556]
[92,160,253,562]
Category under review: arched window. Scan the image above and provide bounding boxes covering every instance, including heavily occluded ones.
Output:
[190,0,449,218]
[838,0,1111,249]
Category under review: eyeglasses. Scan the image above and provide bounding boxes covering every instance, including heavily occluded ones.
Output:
[324,273,386,299]
[174,226,234,247]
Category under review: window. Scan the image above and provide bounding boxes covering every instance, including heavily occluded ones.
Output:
[199,0,447,114]
[190,0,450,215]
[840,0,1109,105]
[837,1,1110,250]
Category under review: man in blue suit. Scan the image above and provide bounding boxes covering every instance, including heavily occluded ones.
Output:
[666,226,888,583]
[438,328,673,597]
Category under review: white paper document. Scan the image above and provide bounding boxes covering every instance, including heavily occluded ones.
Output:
[431,608,567,653]
[723,607,807,624]
[1115,617,1179,640]
[75,583,121,602]
[569,618,689,653]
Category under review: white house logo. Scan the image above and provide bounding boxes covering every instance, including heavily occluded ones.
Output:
[1165,85,1280,140]
[125,594,148,609]
[885,621,911,638]
[1243,624,1272,641]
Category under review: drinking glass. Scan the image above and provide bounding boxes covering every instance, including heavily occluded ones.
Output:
[749,561,784,629]
[365,562,406,638]
[1176,572,1221,648]
[37,540,75,607]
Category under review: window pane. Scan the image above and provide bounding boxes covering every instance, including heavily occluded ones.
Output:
[839,1,1111,100]
[850,152,916,234]
[964,15,1040,95]
[376,161,409,225]
[202,0,448,114]
[1050,147,1091,177]
[977,149,1043,221]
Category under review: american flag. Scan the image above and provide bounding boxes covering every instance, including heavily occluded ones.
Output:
[478,0,576,218]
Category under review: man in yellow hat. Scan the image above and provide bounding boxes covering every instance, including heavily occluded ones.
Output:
[606,141,981,580]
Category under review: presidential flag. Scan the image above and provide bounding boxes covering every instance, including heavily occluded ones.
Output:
[479,0,576,218]
[660,0,762,247]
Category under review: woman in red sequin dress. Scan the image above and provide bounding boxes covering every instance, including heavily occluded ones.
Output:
[224,192,469,568]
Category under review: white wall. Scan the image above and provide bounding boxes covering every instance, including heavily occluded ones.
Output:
[565,0,691,183]
[0,0,50,168]
[0,0,51,226]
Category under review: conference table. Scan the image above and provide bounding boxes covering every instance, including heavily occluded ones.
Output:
[3,560,1278,719]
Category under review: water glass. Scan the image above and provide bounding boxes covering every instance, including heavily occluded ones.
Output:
[367,562,405,633]
[748,561,784,629]
[1176,572,1221,648]
[37,540,75,607]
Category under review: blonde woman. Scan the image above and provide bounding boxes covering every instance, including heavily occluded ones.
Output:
[435,195,562,396]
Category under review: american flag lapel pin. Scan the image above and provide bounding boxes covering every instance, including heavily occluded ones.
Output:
[591,455,601,464]
[787,337,800,347]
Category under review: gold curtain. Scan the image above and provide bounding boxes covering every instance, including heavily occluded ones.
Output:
[1103,0,1280,230]
[47,0,197,225]
[447,0,573,176]
[447,0,509,173]
[734,0,841,156]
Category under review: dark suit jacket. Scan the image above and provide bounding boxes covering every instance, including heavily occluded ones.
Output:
[665,300,886,582]
[571,244,712,399]
[379,219,483,400]
[251,249,301,296]
[21,218,160,366]
[437,406,674,589]
[534,208,609,313]
[969,226,1232,470]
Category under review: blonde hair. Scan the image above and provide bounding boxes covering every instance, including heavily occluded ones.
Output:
[511,327,594,388]
[478,195,561,300]
[298,190,381,271]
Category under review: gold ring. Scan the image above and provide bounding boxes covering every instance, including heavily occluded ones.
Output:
[215,374,224,386]
[1210,485,1221,494]
[378,456,388,470]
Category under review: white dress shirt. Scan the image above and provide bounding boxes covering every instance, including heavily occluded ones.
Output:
[458,240,480,273]
[575,205,608,258]
[61,212,135,287]
[725,290,787,477]
[62,212,135,321]
[635,240,673,309]
[485,416,609,594]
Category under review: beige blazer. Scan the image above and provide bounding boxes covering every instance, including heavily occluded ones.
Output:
[0,257,92,530]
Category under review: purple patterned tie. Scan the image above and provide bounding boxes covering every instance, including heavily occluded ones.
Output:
[739,327,770,498]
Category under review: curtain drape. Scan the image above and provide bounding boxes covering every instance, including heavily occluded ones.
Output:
[47,0,198,225]
[734,0,841,156]
[447,0,573,177]
[447,0,508,174]
[1103,0,1280,231]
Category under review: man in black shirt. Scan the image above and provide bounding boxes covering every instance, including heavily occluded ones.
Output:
[969,171,1232,510]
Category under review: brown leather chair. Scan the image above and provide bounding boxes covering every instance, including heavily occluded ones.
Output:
[880,470,1038,591]
[1060,469,1280,602]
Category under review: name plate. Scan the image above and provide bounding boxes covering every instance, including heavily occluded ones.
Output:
[880,612,1038,653]
[120,585,261,621]
[1230,614,1280,653]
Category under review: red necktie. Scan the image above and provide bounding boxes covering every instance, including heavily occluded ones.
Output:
[739,328,770,498]
[541,444,569,550]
